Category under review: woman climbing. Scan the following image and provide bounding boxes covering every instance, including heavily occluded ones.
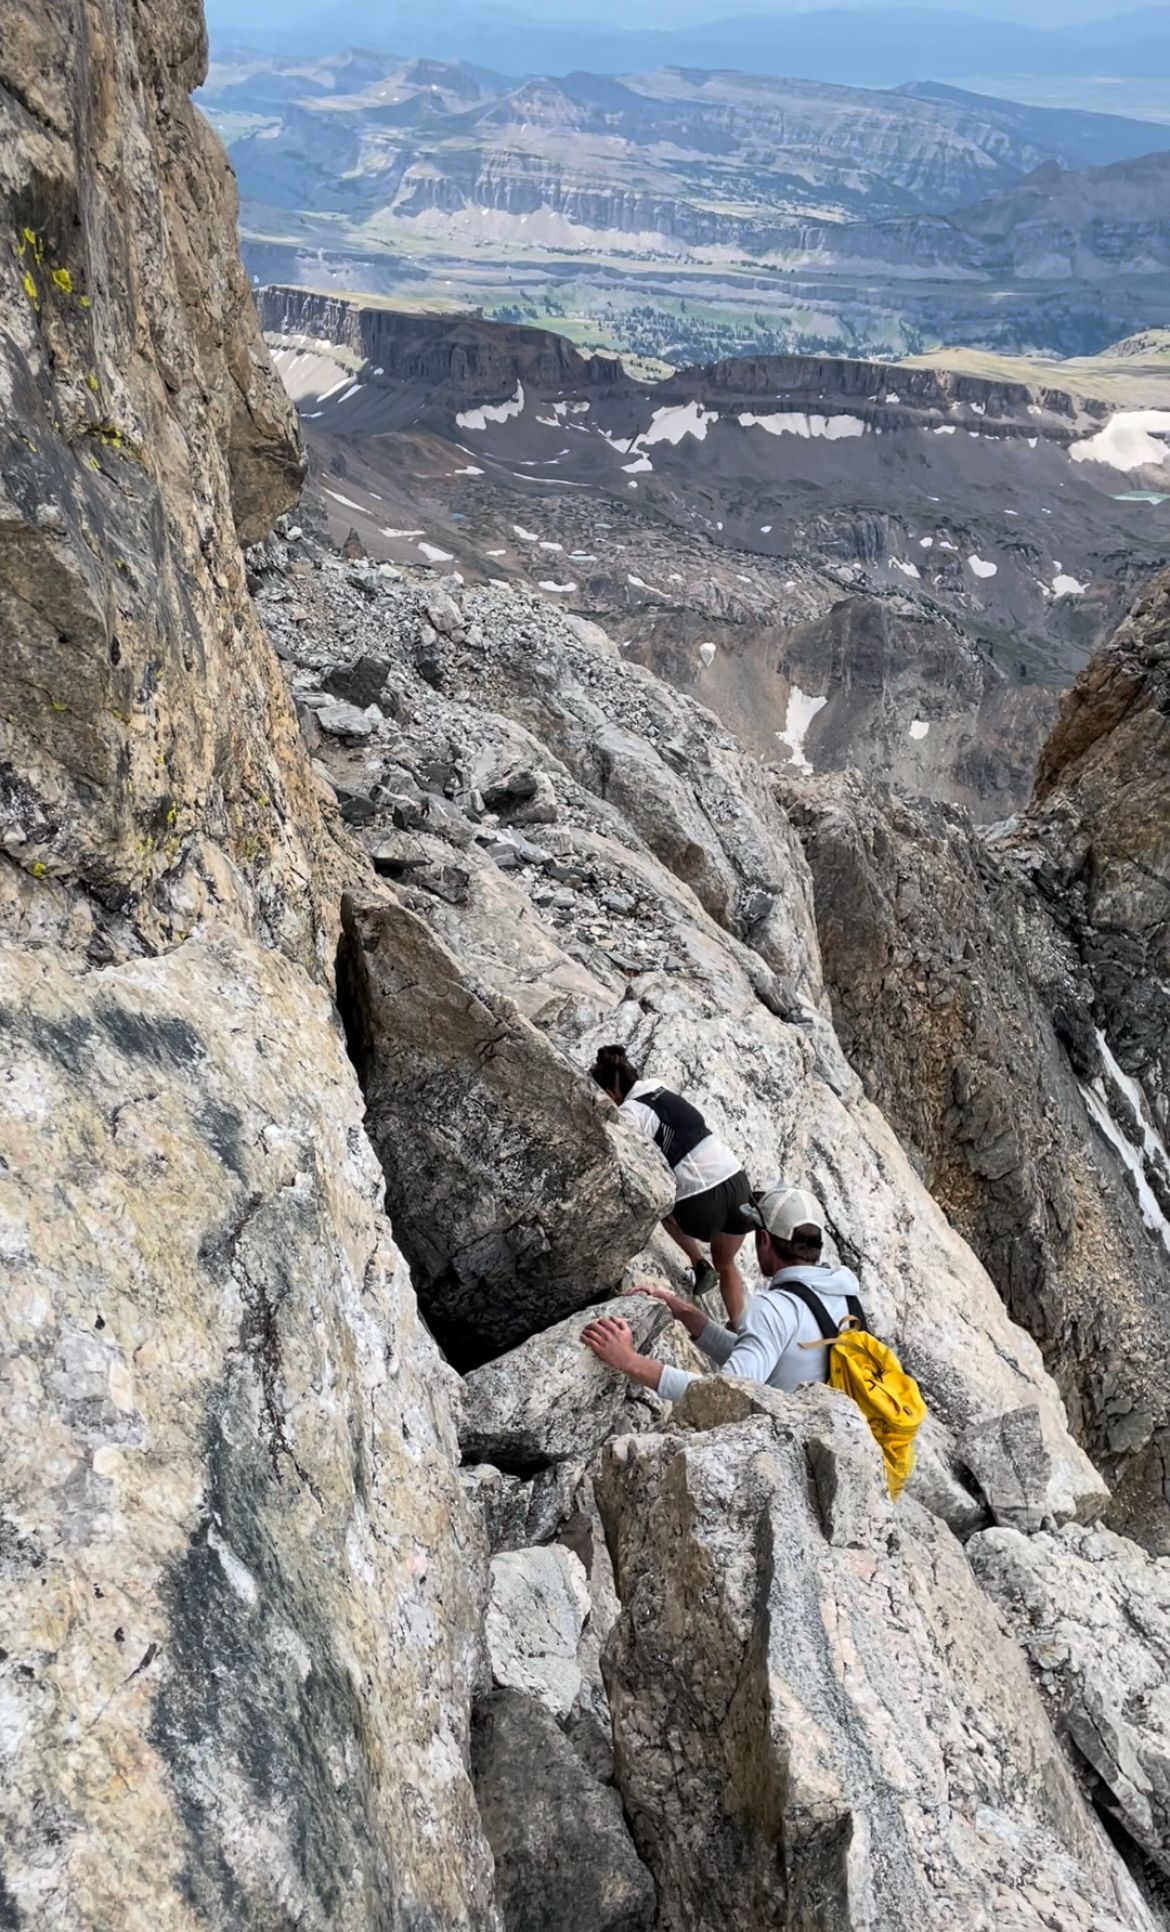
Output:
[589,1043,752,1326]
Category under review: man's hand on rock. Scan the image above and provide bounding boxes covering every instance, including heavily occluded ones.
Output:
[581,1315,638,1371]
[581,1314,667,1393]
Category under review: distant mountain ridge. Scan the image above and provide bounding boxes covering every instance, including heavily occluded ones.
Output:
[205,3,1170,92]
[204,58,1169,364]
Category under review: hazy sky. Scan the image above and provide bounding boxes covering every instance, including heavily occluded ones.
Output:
[561,0,1144,14]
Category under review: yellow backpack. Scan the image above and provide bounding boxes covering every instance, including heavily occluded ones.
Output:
[780,1280,927,1501]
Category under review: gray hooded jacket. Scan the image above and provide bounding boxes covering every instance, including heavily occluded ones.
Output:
[656,1263,861,1406]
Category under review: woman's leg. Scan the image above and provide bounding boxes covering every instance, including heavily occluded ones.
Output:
[711,1231,747,1327]
[664,1216,719,1296]
[663,1213,704,1269]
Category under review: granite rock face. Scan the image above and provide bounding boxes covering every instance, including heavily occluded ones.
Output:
[459,1293,672,1468]
[337,890,673,1366]
[1030,567,1170,1123]
[784,613,1170,1547]
[472,1690,656,1932]
[485,1544,593,1720]
[263,559,1108,1526]
[597,1381,1157,1932]
[0,931,495,1929]
[0,0,345,968]
[970,1522,1170,1884]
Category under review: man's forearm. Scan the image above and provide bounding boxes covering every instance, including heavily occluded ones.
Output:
[621,1351,665,1391]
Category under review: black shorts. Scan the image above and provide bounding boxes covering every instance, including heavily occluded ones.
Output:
[671,1169,754,1242]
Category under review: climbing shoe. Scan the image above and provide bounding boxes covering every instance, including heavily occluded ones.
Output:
[691,1261,718,1300]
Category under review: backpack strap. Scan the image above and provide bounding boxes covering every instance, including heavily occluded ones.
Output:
[772,1279,868,1383]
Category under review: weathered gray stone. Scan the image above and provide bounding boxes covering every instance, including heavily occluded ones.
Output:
[323,652,391,709]
[960,1404,1056,1532]
[970,1521,1170,1882]
[472,1690,655,1932]
[424,587,465,637]
[486,1546,591,1718]
[597,1384,1156,1932]
[784,765,1170,1548]
[461,1462,581,1554]
[0,0,344,966]
[460,1295,671,1468]
[316,699,379,741]
[337,891,672,1366]
[0,932,496,1928]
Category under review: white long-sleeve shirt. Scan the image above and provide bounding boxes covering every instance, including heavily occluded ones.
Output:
[657,1264,861,1405]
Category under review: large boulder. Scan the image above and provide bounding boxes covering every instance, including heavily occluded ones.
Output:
[337,891,672,1366]
[459,1292,672,1468]
[596,1379,1155,1931]
[970,1521,1170,1880]
[0,931,496,1928]
[472,1690,655,1932]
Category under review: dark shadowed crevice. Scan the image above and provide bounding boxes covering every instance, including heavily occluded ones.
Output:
[334,916,376,1098]
[334,911,486,1372]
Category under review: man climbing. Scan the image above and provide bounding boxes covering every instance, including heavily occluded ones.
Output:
[581,1182,862,1403]
[589,1043,753,1325]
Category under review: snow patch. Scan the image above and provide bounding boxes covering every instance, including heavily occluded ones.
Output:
[382,526,425,538]
[1070,410,1170,473]
[512,525,539,542]
[776,685,827,774]
[641,400,717,446]
[968,554,997,579]
[698,641,717,667]
[623,454,654,473]
[1080,1030,1170,1253]
[456,382,525,432]
[336,383,363,405]
[933,425,957,436]
[323,490,367,513]
[1052,570,1087,597]
[539,580,577,594]
[890,558,921,579]
[909,720,930,741]
[919,536,934,549]
[739,411,865,440]
[418,543,454,564]
[455,465,484,476]
[760,524,772,533]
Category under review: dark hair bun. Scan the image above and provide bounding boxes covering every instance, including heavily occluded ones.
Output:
[594,1044,628,1068]
[589,1043,640,1095]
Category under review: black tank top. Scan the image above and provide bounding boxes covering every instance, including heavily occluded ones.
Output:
[635,1087,710,1170]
